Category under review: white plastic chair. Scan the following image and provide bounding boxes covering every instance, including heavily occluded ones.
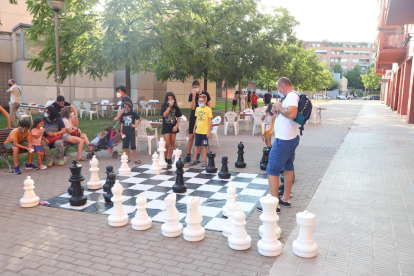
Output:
[175,121,189,147]
[140,100,156,116]
[210,116,221,147]
[99,100,110,117]
[38,100,55,115]
[224,112,239,135]
[136,119,158,155]
[240,109,253,131]
[252,112,263,135]
[180,115,188,121]
[72,101,85,118]
[82,102,98,120]
[19,107,33,124]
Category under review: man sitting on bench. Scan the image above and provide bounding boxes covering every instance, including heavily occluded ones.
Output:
[3,119,38,174]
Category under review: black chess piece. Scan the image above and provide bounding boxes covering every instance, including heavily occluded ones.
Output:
[68,160,87,206]
[68,161,85,196]
[104,173,116,203]
[172,158,187,193]
[279,170,285,184]
[103,165,114,192]
[260,146,271,171]
[235,142,246,168]
[206,151,218,173]
[218,156,231,179]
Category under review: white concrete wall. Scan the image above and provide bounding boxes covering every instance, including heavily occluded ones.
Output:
[0,0,32,33]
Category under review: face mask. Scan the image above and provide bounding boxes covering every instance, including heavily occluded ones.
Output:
[8,84,12,87]
[195,88,200,93]
[168,100,174,104]
[19,128,26,134]
[44,113,49,118]
[70,112,74,117]
[198,103,205,107]
[124,108,131,113]
[116,93,121,98]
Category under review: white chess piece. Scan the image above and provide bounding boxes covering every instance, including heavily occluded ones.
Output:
[222,183,237,217]
[257,194,282,256]
[171,148,182,170]
[131,193,152,230]
[20,176,39,208]
[108,180,129,227]
[150,151,162,174]
[183,197,205,241]
[292,210,318,258]
[259,195,281,240]
[228,208,251,250]
[118,152,131,176]
[161,194,183,237]
[222,198,240,237]
[158,137,168,168]
[87,156,102,189]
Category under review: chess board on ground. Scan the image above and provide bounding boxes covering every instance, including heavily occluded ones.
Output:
[45,164,269,231]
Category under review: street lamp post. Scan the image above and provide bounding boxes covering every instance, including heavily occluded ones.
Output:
[47,0,65,96]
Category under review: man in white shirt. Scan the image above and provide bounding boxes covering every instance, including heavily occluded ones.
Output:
[7,79,21,128]
[266,77,299,213]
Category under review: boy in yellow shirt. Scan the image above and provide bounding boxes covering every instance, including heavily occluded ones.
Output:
[188,94,213,167]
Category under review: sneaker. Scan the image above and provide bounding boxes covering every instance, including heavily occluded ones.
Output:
[14,166,21,175]
[39,165,47,170]
[58,159,65,166]
[279,198,291,208]
[25,164,39,170]
[182,155,191,163]
[196,154,201,163]
[188,161,198,166]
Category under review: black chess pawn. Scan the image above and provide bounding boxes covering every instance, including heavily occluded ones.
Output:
[235,142,246,168]
[172,158,187,193]
[104,173,116,203]
[103,165,114,192]
[206,151,218,173]
[260,146,271,171]
[68,160,87,206]
[218,156,231,179]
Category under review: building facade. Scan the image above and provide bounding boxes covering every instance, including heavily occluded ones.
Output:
[304,41,376,73]
[375,0,414,124]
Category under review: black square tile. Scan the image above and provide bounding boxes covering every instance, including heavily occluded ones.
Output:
[148,186,172,193]
[136,173,153,179]
[188,190,215,198]
[231,177,252,183]
[230,172,240,177]
[86,193,104,201]
[185,168,204,173]
[235,194,260,203]
[46,196,68,207]
[186,183,203,190]
[122,197,138,206]
[123,189,143,197]
[216,187,243,194]
[246,184,269,190]
[119,182,136,189]
[139,179,165,185]
[82,202,112,214]
[175,203,187,212]
[256,174,268,179]
[205,179,228,186]
[195,174,216,179]
[156,193,186,202]
[201,198,226,208]
[131,167,148,172]
[161,171,176,176]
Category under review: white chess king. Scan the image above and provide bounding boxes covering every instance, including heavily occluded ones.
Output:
[20,176,39,208]
[118,152,131,176]
[292,210,318,258]
[87,156,103,189]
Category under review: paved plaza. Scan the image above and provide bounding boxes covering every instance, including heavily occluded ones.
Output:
[1,100,413,275]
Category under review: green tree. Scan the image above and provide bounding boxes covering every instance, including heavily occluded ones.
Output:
[361,66,381,94]
[332,63,343,76]
[344,65,364,88]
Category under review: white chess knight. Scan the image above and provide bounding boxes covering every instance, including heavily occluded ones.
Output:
[131,193,152,230]
[292,210,318,258]
[108,180,129,227]
[150,151,162,174]
[183,197,205,241]
[158,137,168,169]
[20,176,39,208]
[222,198,240,237]
[228,208,251,250]
[222,183,237,217]
[257,194,282,257]
[87,156,103,189]
[161,194,183,237]
[118,152,131,176]
[171,148,182,170]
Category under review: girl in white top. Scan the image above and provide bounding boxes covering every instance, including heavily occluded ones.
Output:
[261,103,275,147]
[239,91,246,112]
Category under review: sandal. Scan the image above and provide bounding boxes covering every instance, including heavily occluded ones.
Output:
[188,161,198,166]
[47,161,54,167]
[135,160,141,164]
[58,159,65,166]
[201,161,207,168]
[77,157,89,162]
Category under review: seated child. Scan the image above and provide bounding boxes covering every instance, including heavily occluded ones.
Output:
[89,126,113,147]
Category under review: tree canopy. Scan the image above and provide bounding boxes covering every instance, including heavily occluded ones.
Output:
[362,65,381,91]
[332,63,343,76]
[344,65,364,88]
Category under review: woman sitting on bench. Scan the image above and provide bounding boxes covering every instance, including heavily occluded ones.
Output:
[41,106,66,166]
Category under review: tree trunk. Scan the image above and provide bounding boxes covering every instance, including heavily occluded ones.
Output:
[225,81,228,113]
[238,79,242,112]
[126,63,131,97]
[204,68,208,91]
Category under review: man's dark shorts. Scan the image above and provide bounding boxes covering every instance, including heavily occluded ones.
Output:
[266,136,299,176]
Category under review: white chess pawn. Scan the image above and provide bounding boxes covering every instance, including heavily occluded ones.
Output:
[131,193,152,230]
[118,152,131,176]
[228,208,251,250]
[222,183,237,217]
[108,180,129,227]
[158,137,168,169]
[292,210,318,258]
[87,156,102,189]
[257,194,282,257]
[171,148,182,170]
[150,151,162,174]
[222,198,240,237]
[20,176,39,208]
[161,194,183,237]
[183,197,205,241]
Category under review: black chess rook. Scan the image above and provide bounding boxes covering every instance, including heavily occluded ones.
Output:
[68,160,87,206]
[104,173,116,203]
[172,158,187,193]
[218,156,231,179]
[235,142,246,168]
[206,151,218,173]
[103,165,114,192]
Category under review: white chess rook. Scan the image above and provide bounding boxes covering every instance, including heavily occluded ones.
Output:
[161,194,183,237]
[172,148,182,170]
[222,183,237,217]
[257,194,282,257]
[228,208,251,250]
[87,156,103,189]
[183,197,205,241]
[108,180,129,227]
[158,137,168,168]
[292,210,318,258]
[150,152,162,174]
[20,176,40,208]
[222,198,240,237]
[131,193,152,230]
[118,152,131,176]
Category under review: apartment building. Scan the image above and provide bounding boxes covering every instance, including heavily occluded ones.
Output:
[375,0,414,124]
[304,41,376,73]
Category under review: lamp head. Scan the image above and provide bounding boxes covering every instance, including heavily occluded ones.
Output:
[47,0,65,12]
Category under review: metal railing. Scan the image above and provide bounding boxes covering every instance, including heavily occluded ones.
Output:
[382,34,406,49]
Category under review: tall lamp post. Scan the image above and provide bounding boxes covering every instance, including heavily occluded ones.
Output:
[47,0,65,96]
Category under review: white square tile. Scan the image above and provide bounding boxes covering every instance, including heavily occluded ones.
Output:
[139,164,152,169]
[186,178,210,184]
[212,176,235,181]
[129,172,141,177]
[141,191,165,200]
[250,178,268,185]
[204,217,227,231]
[237,173,258,178]
[237,202,256,212]
[183,172,200,178]
[178,196,208,204]
[60,201,96,210]
[128,184,154,191]
[196,185,223,192]
[103,205,136,215]
[59,191,92,198]
[150,175,174,180]
[142,169,166,174]
[200,170,217,174]
[158,181,175,187]
[146,200,165,210]
[168,189,195,195]
[99,196,132,203]
[121,177,147,184]
[197,206,221,217]
[240,189,267,197]
[226,182,249,188]
[94,188,105,194]
[210,192,228,200]
[152,210,186,223]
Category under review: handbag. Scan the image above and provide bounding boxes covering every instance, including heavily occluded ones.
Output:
[46,135,62,145]
[71,129,81,137]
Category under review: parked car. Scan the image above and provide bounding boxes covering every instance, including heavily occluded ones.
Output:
[271,92,284,99]
[312,94,330,100]
[363,95,373,100]
[336,94,347,100]
[256,92,264,98]
[372,95,380,100]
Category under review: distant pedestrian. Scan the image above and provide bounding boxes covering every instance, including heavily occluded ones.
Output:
[247,91,252,109]
[251,90,259,110]
[162,92,182,165]
[232,91,239,112]
[261,103,275,147]
[113,85,133,122]
[264,89,272,106]
[6,79,21,127]
[239,91,246,111]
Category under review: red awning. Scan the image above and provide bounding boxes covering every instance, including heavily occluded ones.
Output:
[386,0,414,26]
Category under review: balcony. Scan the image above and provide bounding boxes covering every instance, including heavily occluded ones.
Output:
[376,32,408,64]
[378,0,402,29]
[386,0,414,26]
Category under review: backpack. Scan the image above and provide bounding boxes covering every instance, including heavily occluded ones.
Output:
[281,92,313,136]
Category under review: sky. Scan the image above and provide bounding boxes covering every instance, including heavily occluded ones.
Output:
[260,0,380,43]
